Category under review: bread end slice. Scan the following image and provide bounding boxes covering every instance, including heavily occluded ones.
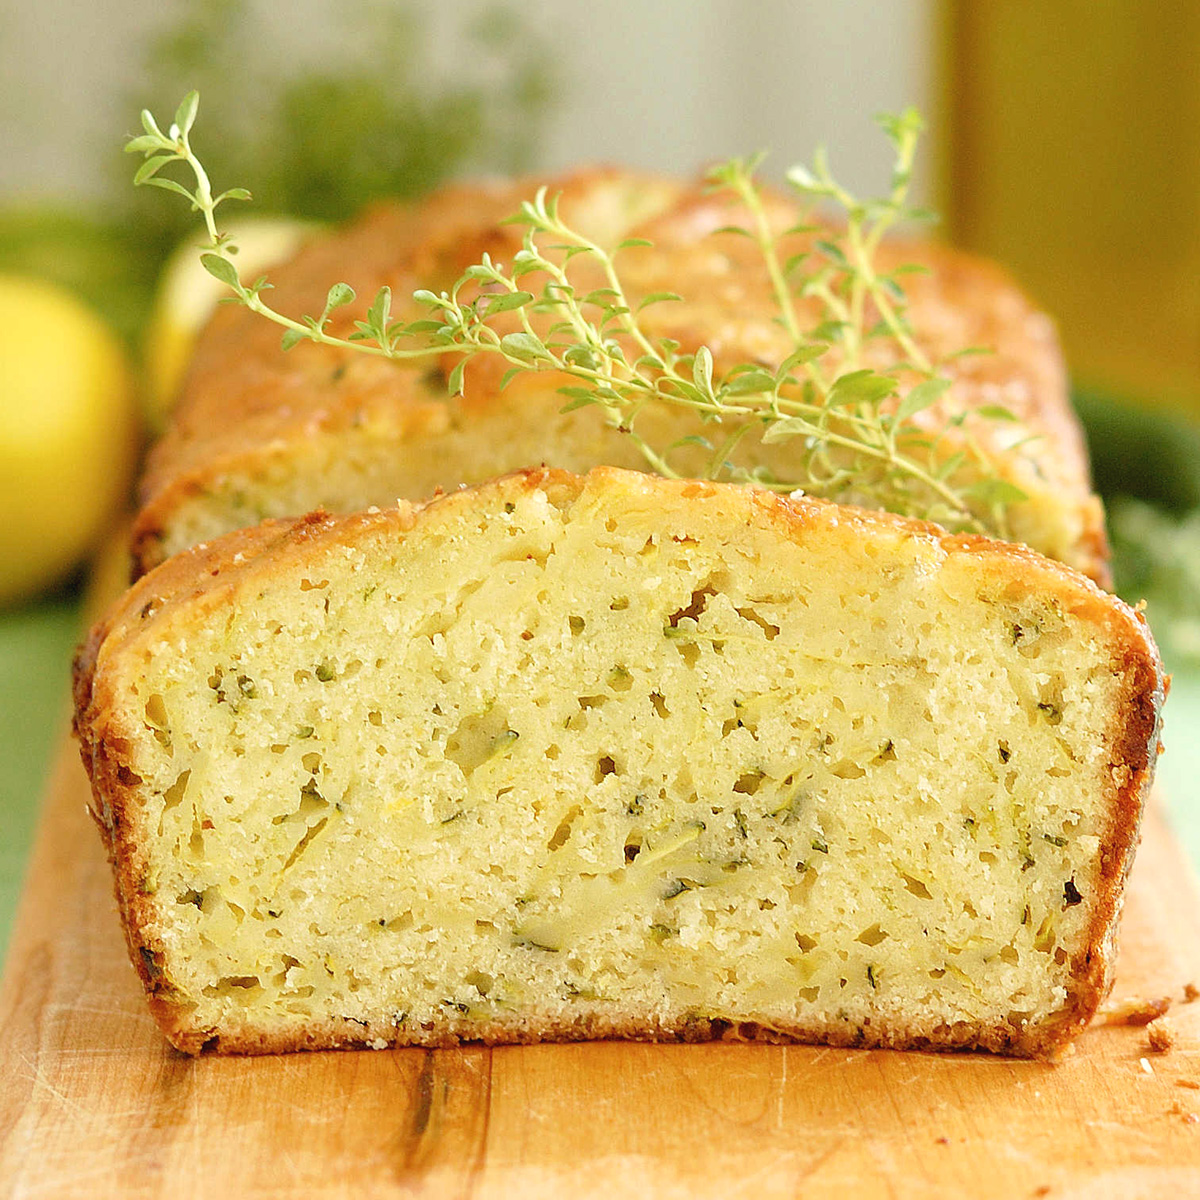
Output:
[75,468,1163,1058]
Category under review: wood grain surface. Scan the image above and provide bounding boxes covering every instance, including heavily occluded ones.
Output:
[2,742,1200,1199]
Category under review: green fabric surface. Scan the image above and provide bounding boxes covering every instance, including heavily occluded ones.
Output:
[0,591,83,965]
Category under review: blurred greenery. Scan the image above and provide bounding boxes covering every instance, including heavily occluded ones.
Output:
[0,0,554,347]
[0,210,155,347]
[1075,390,1200,673]
[131,0,552,222]
[1074,391,1200,514]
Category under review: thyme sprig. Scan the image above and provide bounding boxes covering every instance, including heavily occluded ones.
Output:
[127,92,1025,534]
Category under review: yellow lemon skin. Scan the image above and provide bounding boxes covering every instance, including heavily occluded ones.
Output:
[0,275,138,607]
[144,216,320,430]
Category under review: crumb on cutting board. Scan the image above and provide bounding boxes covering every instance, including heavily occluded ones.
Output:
[1097,995,1173,1026]
[1147,1017,1177,1053]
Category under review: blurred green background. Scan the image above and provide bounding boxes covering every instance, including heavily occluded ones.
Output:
[1,0,1197,963]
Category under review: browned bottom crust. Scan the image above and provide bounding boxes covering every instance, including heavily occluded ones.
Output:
[161,1006,1084,1060]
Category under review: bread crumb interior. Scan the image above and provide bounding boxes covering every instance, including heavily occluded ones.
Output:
[123,476,1121,1050]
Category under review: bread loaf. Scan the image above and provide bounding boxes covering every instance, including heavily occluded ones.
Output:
[131,168,1109,584]
[75,467,1161,1057]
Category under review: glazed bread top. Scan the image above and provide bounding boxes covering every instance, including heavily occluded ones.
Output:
[133,168,1108,582]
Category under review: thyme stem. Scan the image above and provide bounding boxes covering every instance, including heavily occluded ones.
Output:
[126,93,1023,536]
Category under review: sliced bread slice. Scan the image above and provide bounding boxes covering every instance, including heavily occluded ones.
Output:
[74,468,1162,1057]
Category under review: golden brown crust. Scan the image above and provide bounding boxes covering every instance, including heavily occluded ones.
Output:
[76,468,1162,1060]
[131,168,1108,584]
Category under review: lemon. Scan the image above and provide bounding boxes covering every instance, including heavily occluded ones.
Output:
[0,275,139,606]
[143,215,320,429]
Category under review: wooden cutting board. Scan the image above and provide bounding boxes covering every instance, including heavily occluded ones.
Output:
[3,743,1200,1199]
